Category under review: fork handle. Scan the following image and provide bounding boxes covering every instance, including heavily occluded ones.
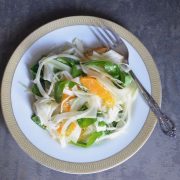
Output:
[129,70,176,137]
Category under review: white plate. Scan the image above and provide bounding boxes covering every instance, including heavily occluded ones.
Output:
[1,16,161,173]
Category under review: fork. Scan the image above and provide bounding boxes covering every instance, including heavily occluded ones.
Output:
[89,25,176,137]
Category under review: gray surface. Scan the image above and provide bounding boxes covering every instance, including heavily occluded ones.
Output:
[0,0,180,179]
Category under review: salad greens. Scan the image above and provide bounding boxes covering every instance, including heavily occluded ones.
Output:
[98,121,107,127]
[31,114,46,129]
[71,64,83,78]
[78,104,88,111]
[85,60,132,86]
[31,84,42,97]
[77,118,97,128]
[30,64,39,79]
[54,80,76,103]
[85,60,121,79]
[72,131,103,147]
[56,57,83,77]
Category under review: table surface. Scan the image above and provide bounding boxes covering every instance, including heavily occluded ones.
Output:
[0,0,180,179]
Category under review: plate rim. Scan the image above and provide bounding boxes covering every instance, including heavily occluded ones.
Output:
[1,15,162,174]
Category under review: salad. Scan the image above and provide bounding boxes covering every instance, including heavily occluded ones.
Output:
[30,38,137,147]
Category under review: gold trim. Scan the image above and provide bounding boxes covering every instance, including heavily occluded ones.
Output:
[1,16,161,174]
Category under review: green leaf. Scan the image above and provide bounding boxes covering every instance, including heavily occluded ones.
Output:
[97,110,103,117]
[56,57,83,78]
[54,81,67,103]
[71,65,83,78]
[54,80,76,103]
[85,60,120,78]
[85,60,132,86]
[31,84,42,97]
[112,121,118,127]
[71,131,103,147]
[30,64,39,79]
[56,57,79,67]
[78,104,88,111]
[55,57,72,66]
[86,131,103,146]
[85,60,106,68]
[124,74,132,86]
[44,80,51,90]
[68,81,77,88]
[104,62,121,79]
[104,130,114,135]
[31,114,46,129]
[53,68,60,73]
[30,55,46,79]
[98,121,106,127]
[77,118,97,128]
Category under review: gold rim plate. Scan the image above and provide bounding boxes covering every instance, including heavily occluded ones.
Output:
[1,16,161,174]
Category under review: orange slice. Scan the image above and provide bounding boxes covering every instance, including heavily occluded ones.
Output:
[57,121,77,137]
[61,94,75,112]
[65,122,77,136]
[80,76,115,108]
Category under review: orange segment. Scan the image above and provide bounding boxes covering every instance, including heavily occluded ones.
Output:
[80,76,115,108]
[66,122,77,136]
[57,120,65,135]
[57,93,77,136]
[61,94,75,112]
[57,121,77,136]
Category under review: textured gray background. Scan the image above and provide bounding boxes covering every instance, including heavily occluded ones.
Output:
[0,0,180,179]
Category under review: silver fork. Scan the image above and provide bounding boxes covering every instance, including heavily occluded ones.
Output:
[89,25,176,137]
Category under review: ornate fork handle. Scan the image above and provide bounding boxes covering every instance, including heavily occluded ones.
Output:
[129,70,176,137]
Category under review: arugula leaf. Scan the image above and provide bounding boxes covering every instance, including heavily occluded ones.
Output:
[71,131,103,147]
[31,114,46,129]
[54,80,76,103]
[77,118,97,128]
[31,84,42,97]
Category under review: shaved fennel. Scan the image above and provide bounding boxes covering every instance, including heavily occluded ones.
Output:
[29,38,137,148]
